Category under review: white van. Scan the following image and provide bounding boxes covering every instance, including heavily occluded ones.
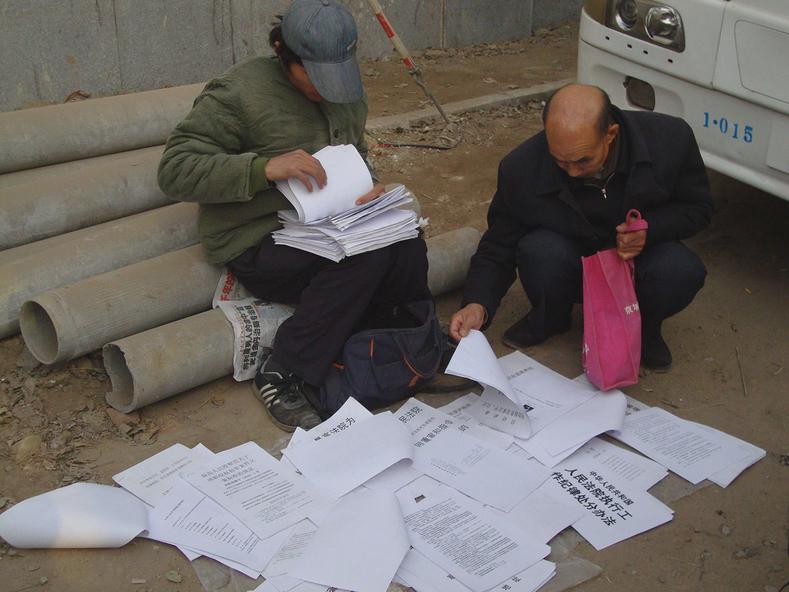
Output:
[577,0,789,201]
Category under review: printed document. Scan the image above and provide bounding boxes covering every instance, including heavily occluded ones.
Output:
[397,399,549,511]
[283,412,413,499]
[146,478,289,571]
[397,484,550,592]
[113,442,214,507]
[540,459,673,550]
[185,441,328,539]
[612,406,746,484]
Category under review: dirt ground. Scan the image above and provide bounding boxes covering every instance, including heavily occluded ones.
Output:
[1,22,788,592]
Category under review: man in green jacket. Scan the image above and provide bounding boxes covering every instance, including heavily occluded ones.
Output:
[158,0,431,431]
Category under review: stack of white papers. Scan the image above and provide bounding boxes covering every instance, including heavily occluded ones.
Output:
[272,145,419,261]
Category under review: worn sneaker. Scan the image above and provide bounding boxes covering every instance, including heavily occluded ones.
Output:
[250,350,322,432]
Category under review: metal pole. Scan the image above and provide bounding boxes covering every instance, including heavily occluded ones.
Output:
[365,0,450,125]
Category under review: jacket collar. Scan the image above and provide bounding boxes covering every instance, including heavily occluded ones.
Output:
[534,106,652,196]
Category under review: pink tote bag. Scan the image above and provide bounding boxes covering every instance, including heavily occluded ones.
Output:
[581,210,648,390]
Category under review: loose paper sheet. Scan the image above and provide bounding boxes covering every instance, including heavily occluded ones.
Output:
[397,484,550,592]
[113,443,214,507]
[185,442,328,539]
[146,478,289,571]
[611,406,745,484]
[0,483,148,548]
[490,487,586,544]
[570,437,668,490]
[540,461,673,550]
[291,489,409,592]
[501,352,593,435]
[275,144,373,223]
[283,412,413,499]
[263,520,318,578]
[445,330,524,412]
[397,399,549,511]
[513,389,627,467]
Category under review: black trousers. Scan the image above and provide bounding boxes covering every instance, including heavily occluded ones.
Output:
[228,236,431,386]
[516,229,707,339]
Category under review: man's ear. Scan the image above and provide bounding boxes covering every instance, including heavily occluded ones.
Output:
[605,123,620,146]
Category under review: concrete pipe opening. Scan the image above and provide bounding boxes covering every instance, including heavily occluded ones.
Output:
[103,344,136,413]
[19,301,60,365]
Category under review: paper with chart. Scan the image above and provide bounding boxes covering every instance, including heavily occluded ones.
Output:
[275,144,373,222]
[397,484,550,592]
[0,483,148,549]
[291,489,409,592]
[184,441,328,539]
[146,478,289,571]
[283,411,413,499]
[467,387,533,439]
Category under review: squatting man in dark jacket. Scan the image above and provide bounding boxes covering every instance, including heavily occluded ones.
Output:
[450,84,712,370]
[158,0,433,431]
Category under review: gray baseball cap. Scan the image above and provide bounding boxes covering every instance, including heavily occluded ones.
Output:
[282,0,363,104]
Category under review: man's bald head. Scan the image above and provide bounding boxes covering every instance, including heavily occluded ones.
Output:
[542,84,613,137]
[541,84,619,178]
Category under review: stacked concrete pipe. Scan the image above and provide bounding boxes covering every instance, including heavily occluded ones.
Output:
[0,147,167,250]
[103,227,482,413]
[19,245,219,365]
[0,84,201,174]
[0,202,199,338]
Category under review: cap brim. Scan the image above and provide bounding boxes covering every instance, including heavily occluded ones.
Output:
[303,55,363,104]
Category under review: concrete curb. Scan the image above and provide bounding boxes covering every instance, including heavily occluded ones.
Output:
[367,78,573,131]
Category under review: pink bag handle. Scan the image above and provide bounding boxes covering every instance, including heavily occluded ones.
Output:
[624,209,649,232]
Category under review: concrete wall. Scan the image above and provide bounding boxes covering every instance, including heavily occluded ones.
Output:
[0,0,581,113]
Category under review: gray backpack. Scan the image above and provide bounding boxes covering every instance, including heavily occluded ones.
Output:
[316,300,446,416]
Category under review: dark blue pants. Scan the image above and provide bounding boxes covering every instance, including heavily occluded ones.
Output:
[229,236,431,386]
[516,229,707,340]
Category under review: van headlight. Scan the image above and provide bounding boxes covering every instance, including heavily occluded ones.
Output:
[584,0,685,52]
[615,0,639,30]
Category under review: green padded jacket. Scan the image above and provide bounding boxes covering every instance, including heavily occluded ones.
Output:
[157,56,371,265]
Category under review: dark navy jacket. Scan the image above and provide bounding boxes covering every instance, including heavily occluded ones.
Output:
[462,107,713,322]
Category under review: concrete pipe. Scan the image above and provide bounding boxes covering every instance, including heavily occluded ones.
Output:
[0,202,199,338]
[0,84,201,174]
[20,246,219,365]
[0,146,162,190]
[0,147,167,250]
[103,227,481,413]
